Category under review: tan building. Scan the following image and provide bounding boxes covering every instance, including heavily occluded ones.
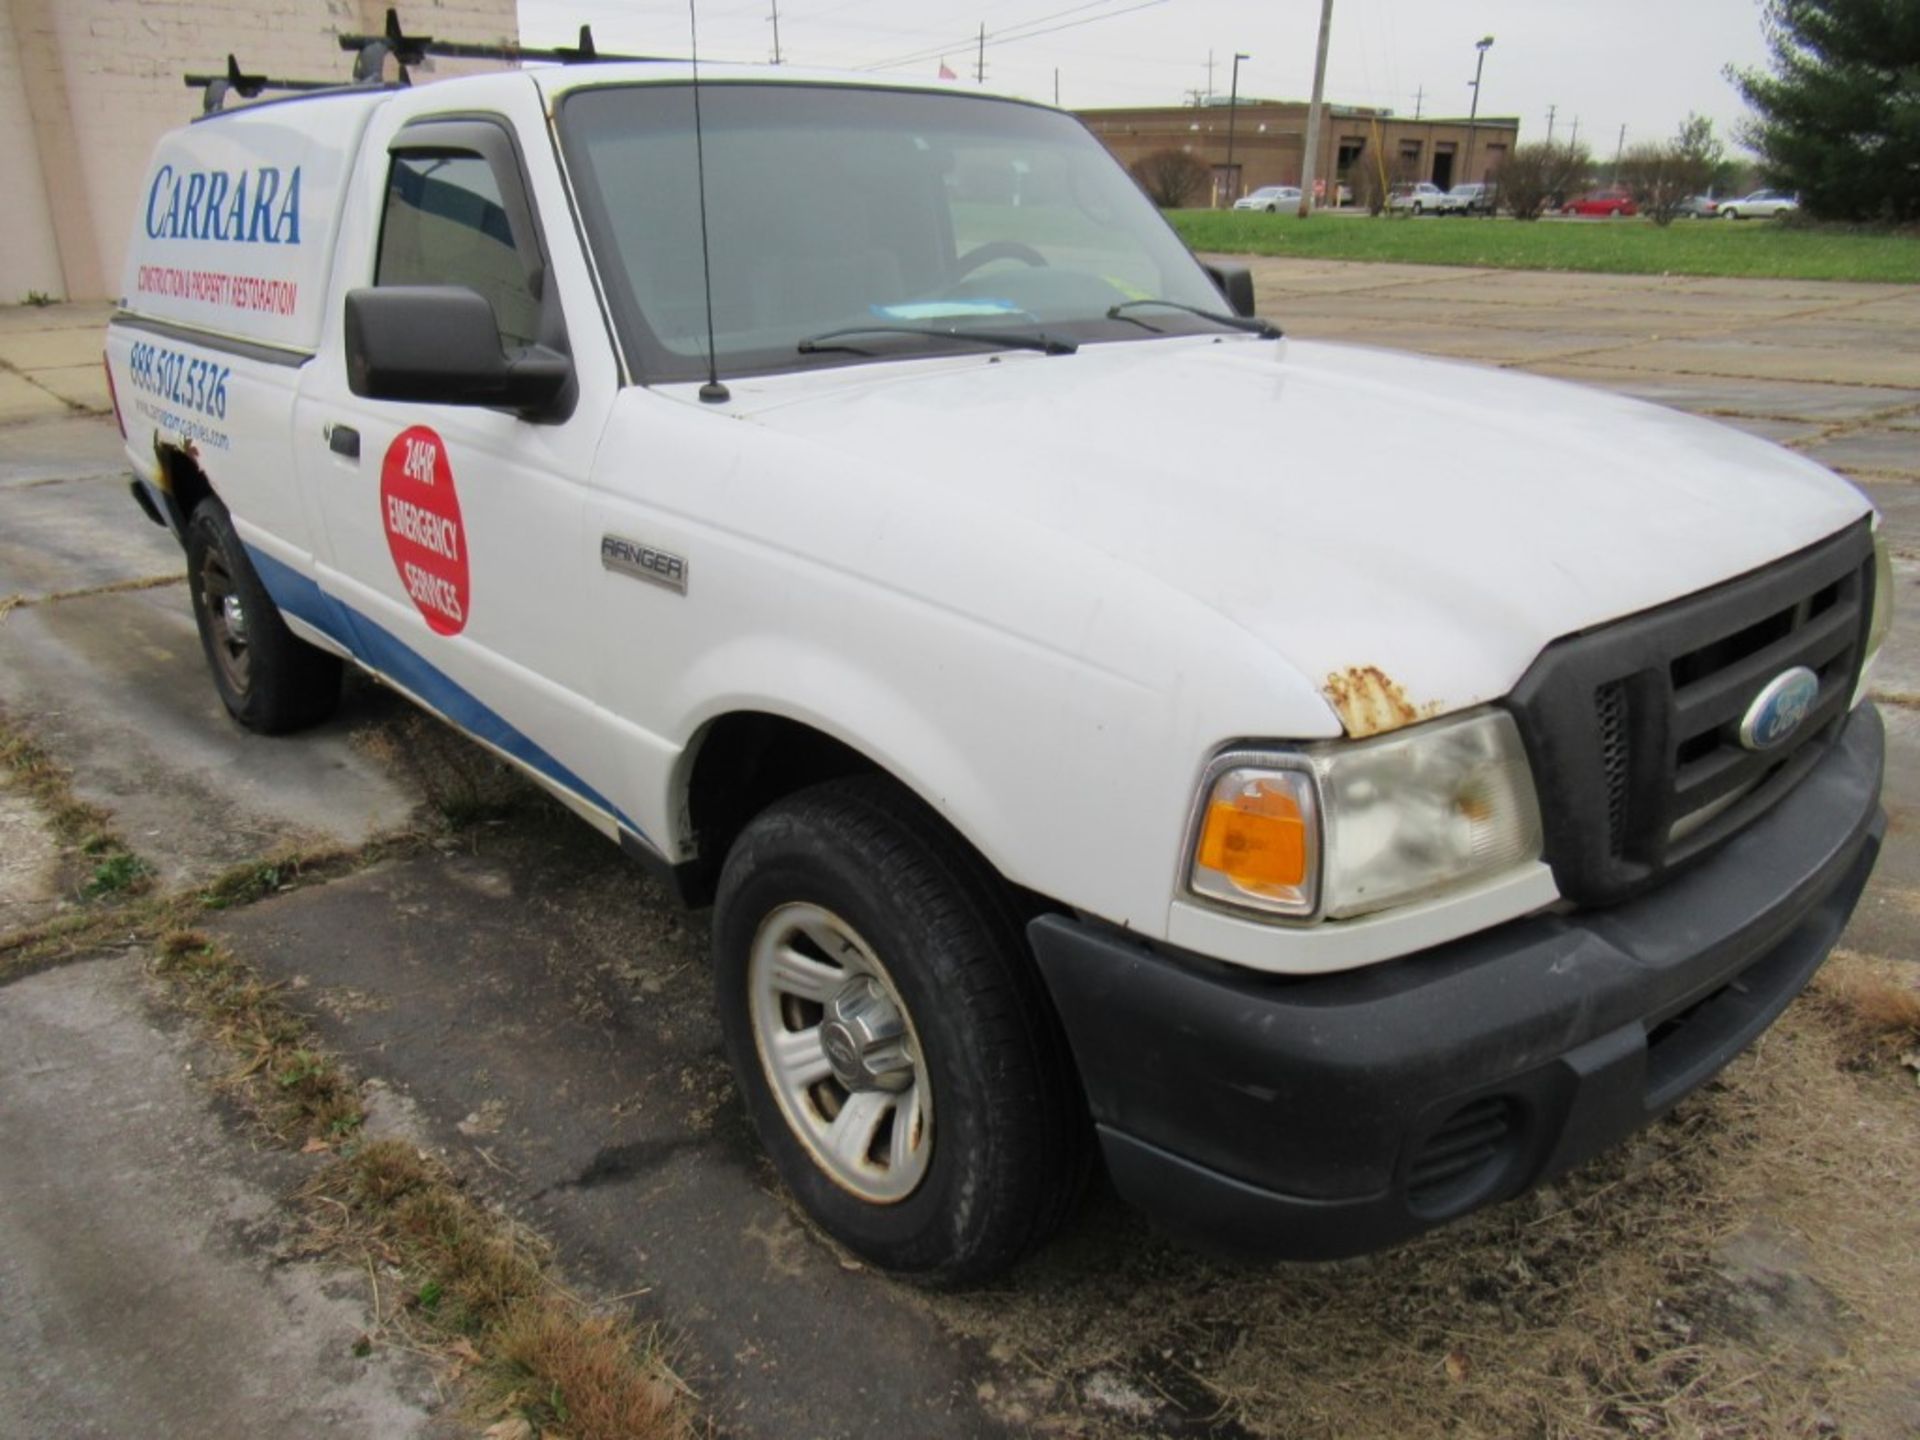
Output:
[0,0,518,303]
[1079,100,1521,207]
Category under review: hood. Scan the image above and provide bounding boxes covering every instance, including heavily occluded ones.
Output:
[710,334,1872,731]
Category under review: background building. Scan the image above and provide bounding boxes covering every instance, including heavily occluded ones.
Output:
[0,0,518,302]
[1080,99,1522,207]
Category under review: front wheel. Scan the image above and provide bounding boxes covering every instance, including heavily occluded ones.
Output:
[186,498,341,733]
[713,777,1089,1283]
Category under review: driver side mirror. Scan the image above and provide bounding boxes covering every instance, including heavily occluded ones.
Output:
[1201,262,1257,319]
[345,285,573,420]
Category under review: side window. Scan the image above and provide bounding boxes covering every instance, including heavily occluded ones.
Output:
[376,152,540,348]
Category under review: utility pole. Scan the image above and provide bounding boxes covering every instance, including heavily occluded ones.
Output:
[1569,115,1580,148]
[1224,51,1249,206]
[975,23,985,84]
[1296,0,1335,217]
[769,0,781,64]
[1412,84,1423,120]
[1053,68,1060,106]
[1464,35,1493,189]
[1613,122,1626,179]
[1545,103,1556,142]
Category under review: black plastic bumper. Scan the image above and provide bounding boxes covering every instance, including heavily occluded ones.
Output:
[1029,703,1885,1260]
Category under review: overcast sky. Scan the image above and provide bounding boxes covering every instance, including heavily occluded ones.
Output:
[518,0,1777,155]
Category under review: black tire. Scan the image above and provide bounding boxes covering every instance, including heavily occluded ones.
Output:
[185,498,341,734]
[713,776,1089,1284]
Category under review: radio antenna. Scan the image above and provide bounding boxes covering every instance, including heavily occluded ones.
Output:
[689,1,729,403]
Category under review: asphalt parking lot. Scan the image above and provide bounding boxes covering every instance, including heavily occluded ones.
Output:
[2,265,1917,1439]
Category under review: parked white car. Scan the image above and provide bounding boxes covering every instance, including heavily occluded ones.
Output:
[1388,181,1447,214]
[107,55,1891,1283]
[1720,189,1800,219]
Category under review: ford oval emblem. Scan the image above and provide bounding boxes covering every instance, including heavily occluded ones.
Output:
[1738,666,1819,751]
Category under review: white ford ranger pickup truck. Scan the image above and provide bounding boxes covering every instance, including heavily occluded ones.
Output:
[105,61,1892,1283]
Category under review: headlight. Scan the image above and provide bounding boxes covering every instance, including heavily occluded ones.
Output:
[1188,708,1543,922]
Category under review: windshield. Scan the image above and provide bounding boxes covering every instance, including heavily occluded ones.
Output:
[556,82,1235,381]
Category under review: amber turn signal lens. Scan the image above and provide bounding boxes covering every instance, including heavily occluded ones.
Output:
[1198,779,1308,890]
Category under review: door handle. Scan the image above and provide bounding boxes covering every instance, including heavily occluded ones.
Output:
[326,424,361,460]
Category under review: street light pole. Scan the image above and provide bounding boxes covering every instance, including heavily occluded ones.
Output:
[1224,51,1249,207]
[1464,35,1493,191]
[1296,0,1335,217]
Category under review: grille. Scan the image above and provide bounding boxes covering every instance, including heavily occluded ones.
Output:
[1408,1095,1517,1214]
[1596,679,1630,855]
[1509,520,1877,906]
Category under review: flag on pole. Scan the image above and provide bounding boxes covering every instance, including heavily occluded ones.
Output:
[938,60,956,80]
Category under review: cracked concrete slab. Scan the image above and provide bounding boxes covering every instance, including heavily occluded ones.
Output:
[0,955,447,1440]
[210,834,1020,1440]
[0,415,130,487]
[1797,429,1920,480]
[0,370,68,425]
[0,474,181,601]
[0,778,65,932]
[0,587,417,888]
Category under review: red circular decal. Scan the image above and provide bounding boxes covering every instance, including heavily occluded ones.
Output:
[379,425,469,636]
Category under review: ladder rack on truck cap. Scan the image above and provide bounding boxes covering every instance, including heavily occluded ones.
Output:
[187,8,668,115]
[184,54,351,114]
[337,7,668,83]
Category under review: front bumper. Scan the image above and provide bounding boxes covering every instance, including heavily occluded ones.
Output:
[1029,703,1885,1260]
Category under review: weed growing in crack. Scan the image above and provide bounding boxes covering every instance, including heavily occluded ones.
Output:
[81,851,152,900]
[307,1140,696,1440]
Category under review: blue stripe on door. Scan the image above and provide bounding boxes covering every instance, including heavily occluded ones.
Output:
[243,544,644,839]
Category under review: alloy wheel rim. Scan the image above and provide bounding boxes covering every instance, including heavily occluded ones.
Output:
[747,902,932,1203]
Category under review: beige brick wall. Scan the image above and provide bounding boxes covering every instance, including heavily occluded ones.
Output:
[1,0,518,302]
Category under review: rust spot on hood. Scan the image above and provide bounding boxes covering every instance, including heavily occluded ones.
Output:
[1323,666,1439,739]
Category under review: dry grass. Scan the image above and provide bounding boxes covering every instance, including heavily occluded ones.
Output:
[307,1141,696,1440]
[0,573,185,611]
[155,929,364,1144]
[151,929,698,1439]
[353,712,538,829]
[931,949,1920,1439]
[0,716,151,903]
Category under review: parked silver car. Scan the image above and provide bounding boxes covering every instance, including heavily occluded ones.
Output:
[1233,185,1302,213]
[1443,182,1498,216]
[1720,189,1799,219]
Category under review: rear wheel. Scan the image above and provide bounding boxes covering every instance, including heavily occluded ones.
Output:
[186,498,340,733]
[714,777,1089,1283]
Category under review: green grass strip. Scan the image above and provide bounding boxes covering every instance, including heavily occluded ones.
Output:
[1167,212,1920,284]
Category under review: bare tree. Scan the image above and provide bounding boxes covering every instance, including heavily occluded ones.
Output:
[1128,148,1213,209]
[1497,141,1593,221]
[1618,115,1722,226]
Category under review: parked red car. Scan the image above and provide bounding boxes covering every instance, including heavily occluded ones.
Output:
[1563,188,1638,217]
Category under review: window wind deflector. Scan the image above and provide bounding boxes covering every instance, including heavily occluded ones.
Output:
[1105,299,1282,339]
[796,325,1077,358]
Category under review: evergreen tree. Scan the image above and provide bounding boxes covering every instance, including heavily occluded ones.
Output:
[1729,0,1920,222]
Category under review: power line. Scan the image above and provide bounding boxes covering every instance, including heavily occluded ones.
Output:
[863,0,1129,71]
[862,0,1169,74]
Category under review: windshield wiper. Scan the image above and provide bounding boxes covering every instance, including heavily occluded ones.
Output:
[796,324,1077,357]
[1105,299,1282,339]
